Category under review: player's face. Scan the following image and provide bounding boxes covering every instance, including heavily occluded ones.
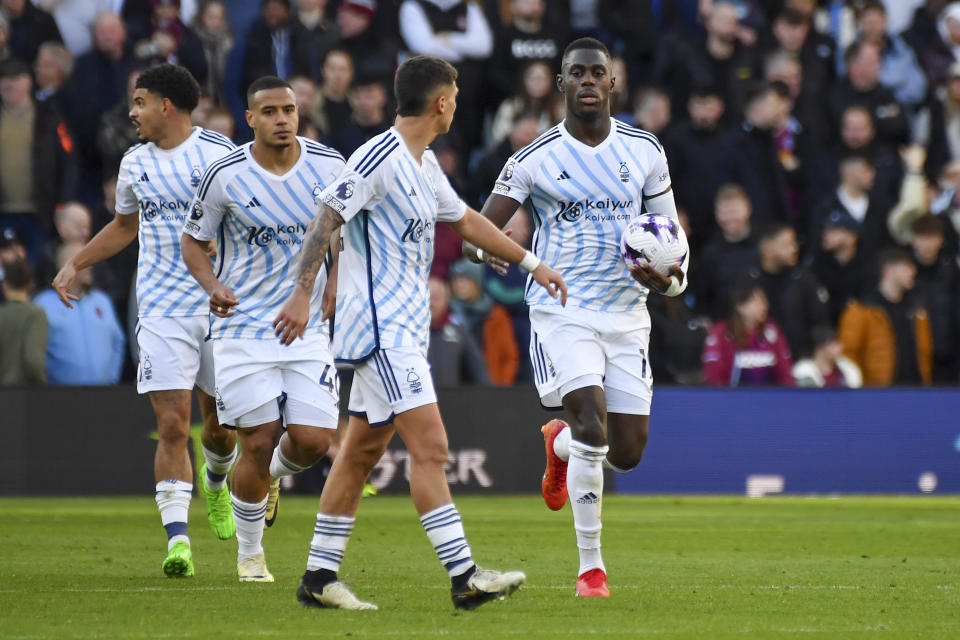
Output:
[247,87,299,149]
[129,88,164,142]
[558,49,613,121]
[435,83,458,134]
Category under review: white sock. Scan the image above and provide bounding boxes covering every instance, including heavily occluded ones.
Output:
[232,494,267,561]
[202,444,237,491]
[306,513,355,572]
[553,424,571,461]
[155,479,192,550]
[567,440,608,576]
[420,504,474,578]
[269,437,310,479]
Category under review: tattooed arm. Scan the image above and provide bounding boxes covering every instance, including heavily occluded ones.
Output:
[273,204,345,345]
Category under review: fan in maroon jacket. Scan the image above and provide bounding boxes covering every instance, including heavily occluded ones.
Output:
[703,281,794,386]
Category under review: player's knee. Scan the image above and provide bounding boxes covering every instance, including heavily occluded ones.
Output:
[608,427,647,470]
[156,415,189,450]
[570,407,606,447]
[407,436,449,469]
[287,429,333,463]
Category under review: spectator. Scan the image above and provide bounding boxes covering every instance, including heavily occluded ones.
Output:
[693,184,758,319]
[1,0,62,64]
[427,276,490,385]
[792,324,863,388]
[917,61,960,180]
[204,105,235,139]
[60,11,138,187]
[633,86,671,137]
[35,200,90,286]
[813,104,901,203]
[907,215,960,382]
[767,80,811,224]
[488,59,554,148]
[654,1,758,121]
[327,76,389,156]
[838,248,933,386]
[855,0,928,111]
[827,40,909,149]
[487,0,566,105]
[703,280,794,386]
[33,0,112,57]
[748,222,831,358]
[33,41,71,109]
[130,0,207,85]
[448,258,518,386]
[808,208,870,324]
[811,152,895,259]
[334,0,397,83]
[717,82,792,225]
[243,0,311,91]
[662,85,727,241]
[307,47,353,139]
[399,0,492,151]
[33,242,125,385]
[96,68,144,179]
[760,8,835,115]
[609,56,632,123]
[921,1,960,91]
[0,14,9,62]
[0,58,75,263]
[0,257,47,384]
[292,0,338,79]
[289,74,320,138]
[473,112,540,209]
[191,0,233,106]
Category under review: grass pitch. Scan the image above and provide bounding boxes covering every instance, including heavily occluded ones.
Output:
[1,495,958,639]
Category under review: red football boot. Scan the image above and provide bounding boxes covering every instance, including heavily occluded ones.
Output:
[540,419,569,511]
[575,569,610,597]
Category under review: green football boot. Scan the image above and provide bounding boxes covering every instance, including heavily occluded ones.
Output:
[162,541,195,578]
[201,463,235,540]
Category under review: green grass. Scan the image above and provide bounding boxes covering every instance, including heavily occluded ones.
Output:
[1,496,958,639]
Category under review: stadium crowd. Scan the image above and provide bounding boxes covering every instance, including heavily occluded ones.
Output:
[0,0,958,388]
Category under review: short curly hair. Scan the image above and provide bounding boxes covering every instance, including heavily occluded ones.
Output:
[135,63,201,112]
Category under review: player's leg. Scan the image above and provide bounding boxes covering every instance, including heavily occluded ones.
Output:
[298,413,393,611]
[196,389,238,539]
[559,385,611,597]
[264,417,334,527]
[605,413,649,471]
[194,326,239,540]
[149,388,196,578]
[231,410,282,583]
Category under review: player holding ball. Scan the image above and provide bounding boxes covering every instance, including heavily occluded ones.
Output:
[468,37,689,598]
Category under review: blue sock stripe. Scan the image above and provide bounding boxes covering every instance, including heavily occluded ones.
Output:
[308,547,344,559]
[444,557,473,571]
[434,537,466,551]
[420,506,457,524]
[308,551,344,564]
[314,529,351,537]
[423,516,461,531]
[232,503,267,512]
[163,522,188,540]
[314,519,354,529]
[206,469,228,482]
[421,510,459,526]
[437,545,469,561]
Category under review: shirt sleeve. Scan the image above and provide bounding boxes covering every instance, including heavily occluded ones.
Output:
[492,156,534,205]
[183,169,228,242]
[115,153,140,215]
[318,167,381,224]
[433,162,467,223]
[642,144,672,197]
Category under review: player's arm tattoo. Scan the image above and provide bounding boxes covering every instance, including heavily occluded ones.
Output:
[295,205,344,292]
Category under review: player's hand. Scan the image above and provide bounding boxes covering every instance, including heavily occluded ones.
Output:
[52,262,80,309]
[209,285,238,318]
[273,286,310,345]
[631,263,682,294]
[531,263,567,306]
[321,275,337,321]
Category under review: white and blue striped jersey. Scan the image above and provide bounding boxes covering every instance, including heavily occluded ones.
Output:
[183,137,345,340]
[116,127,236,317]
[494,118,678,312]
[319,127,467,362]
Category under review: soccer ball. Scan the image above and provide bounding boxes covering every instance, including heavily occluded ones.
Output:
[620,214,688,274]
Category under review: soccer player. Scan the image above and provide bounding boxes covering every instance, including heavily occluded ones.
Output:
[272,54,567,610]
[181,76,346,583]
[52,64,239,578]
[470,37,690,597]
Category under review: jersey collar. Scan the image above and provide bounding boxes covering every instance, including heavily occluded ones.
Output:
[558,117,617,154]
[243,136,307,180]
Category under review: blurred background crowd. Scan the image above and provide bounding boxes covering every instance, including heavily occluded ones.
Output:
[0,0,957,389]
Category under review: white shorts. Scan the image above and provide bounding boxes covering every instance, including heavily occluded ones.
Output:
[213,334,339,429]
[529,305,653,415]
[136,316,215,395]
[348,348,437,427]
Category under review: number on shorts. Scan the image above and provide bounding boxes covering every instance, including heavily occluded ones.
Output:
[320,364,340,395]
